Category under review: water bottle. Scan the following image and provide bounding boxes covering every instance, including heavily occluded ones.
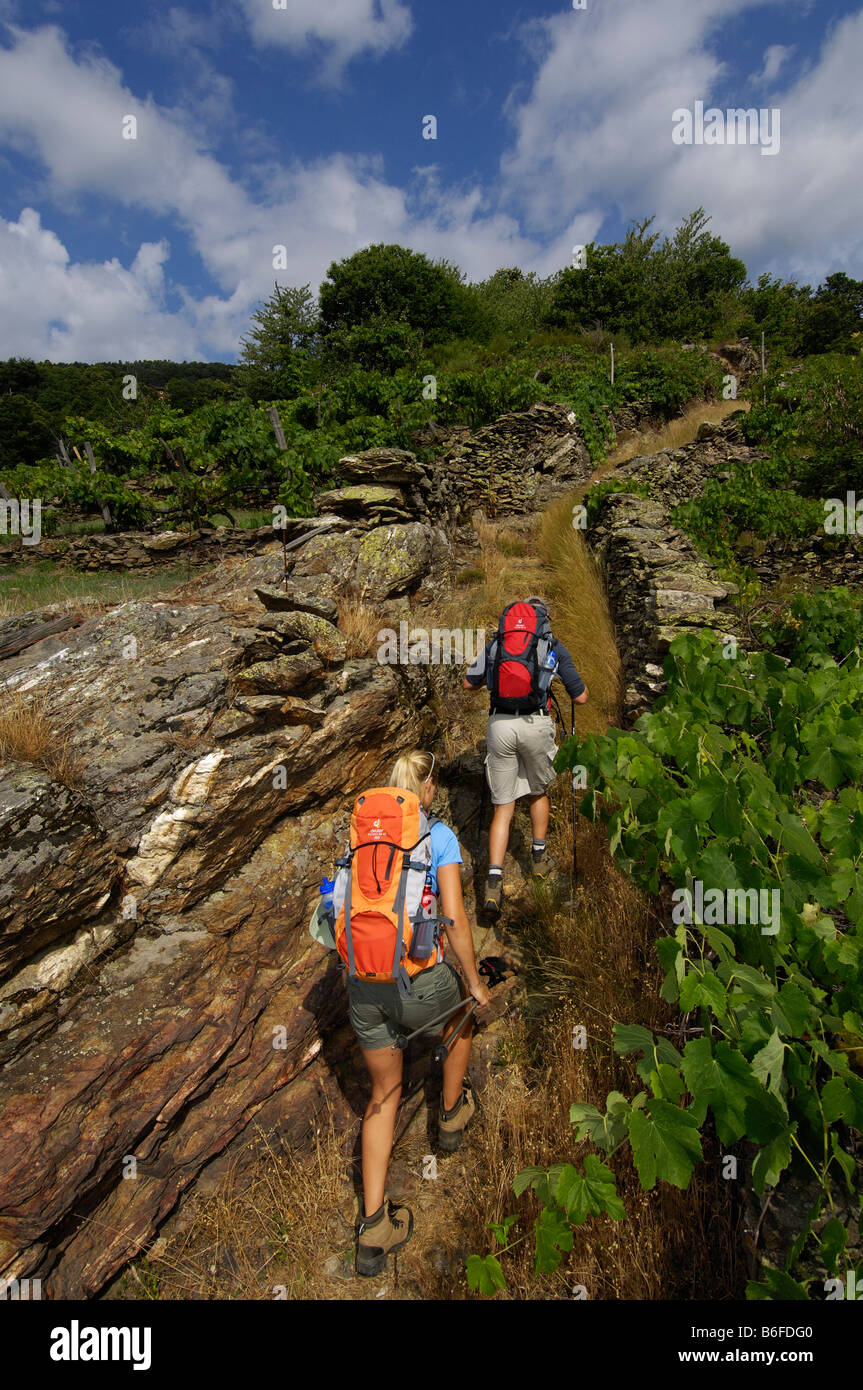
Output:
[539,647,558,696]
[319,876,336,925]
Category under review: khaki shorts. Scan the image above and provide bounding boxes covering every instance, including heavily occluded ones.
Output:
[347,960,465,1051]
[485,711,558,804]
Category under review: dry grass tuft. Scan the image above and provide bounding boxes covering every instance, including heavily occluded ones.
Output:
[337,598,384,658]
[600,396,751,474]
[116,1108,360,1302]
[0,683,84,786]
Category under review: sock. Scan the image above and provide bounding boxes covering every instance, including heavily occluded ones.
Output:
[532,839,546,852]
[487,865,503,878]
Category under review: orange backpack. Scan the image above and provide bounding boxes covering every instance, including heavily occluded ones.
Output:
[332,787,452,997]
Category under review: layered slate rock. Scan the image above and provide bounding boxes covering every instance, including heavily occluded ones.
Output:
[0,514,453,1296]
[588,491,743,723]
[433,402,593,521]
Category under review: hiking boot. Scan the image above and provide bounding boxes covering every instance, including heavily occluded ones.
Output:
[438,1079,477,1152]
[483,874,502,920]
[355,1197,414,1277]
[531,846,549,880]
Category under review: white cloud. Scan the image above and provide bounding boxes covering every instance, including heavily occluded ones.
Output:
[499,0,863,283]
[238,0,413,84]
[0,26,537,359]
[1,6,861,364]
[752,43,793,87]
[0,208,196,360]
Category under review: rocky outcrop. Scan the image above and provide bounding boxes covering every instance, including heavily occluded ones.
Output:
[0,514,452,1296]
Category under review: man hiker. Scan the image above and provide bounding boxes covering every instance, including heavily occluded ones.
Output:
[463,596,588,919]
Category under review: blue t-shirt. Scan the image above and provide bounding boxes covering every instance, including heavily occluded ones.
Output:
[428,819,462,895]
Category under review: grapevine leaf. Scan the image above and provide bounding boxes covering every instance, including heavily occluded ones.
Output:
[752,1129,793,1193]
[513,1166,547,1200]
[818,1218,847,1276]
[821,1077,854,1123]
[466,1253,506,1296]
[723,963,776,999]
[612,1026,683,1083]
[743,1086,788,1143]
[679,969,728,1018]
[799,744,845,790]
[693,842,739,892]
[569,1091,634,1152]
[627,1100,703,1190]
[750,1030,786,1104]
[533,1205,573,1276]
[487,1214,518,1247]
[746,1268,810,1301]
[771,980,814,1037]
[681,1037,758,1145]
[649,1063,686,1103]
[829,1132,856,1191]
[777,810,823,867]
[612,1023,654,1055]
[554,1155,624,1224]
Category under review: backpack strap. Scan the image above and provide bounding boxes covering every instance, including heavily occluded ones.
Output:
[391,848,413,998]
[343,856,357,981]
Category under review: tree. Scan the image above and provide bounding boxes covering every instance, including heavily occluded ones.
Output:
[544,211,746,344]
[739,274,813,360]
[471,267,557,339]
[0,394,57,466]
[238,283,319,400]
[318,243,485,366]
[800,272,863,355]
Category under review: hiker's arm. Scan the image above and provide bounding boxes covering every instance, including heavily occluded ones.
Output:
[462,642,489,692]
[556,643,588,703]
[436,864,490,1006]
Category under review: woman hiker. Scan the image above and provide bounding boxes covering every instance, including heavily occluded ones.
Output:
[463,595,588,918]
[350,749,490,1277]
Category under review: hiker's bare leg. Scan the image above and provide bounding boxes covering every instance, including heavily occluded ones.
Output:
[489,801,515,866]
[441,1008,474,1112]
[529,793,550,842]
[360,1045,403,1216]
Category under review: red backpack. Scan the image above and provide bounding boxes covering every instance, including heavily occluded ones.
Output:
[488,601,554,714]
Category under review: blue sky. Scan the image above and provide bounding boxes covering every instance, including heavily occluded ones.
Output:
[0,0,860,362]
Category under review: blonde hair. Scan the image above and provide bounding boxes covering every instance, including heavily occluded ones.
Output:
[390,750,435,797]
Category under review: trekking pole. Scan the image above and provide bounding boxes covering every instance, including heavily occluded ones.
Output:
[391,995,471,1052]
[391,956,509,1056]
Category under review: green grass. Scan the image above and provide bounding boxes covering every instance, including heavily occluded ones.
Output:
[0,561,216,617]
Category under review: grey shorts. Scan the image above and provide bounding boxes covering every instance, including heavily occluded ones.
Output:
[347,960,465,1051]
[486,711,558,804]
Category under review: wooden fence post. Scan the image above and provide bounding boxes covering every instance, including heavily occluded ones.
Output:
[83,442,114,530]
[267,406,289,591]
